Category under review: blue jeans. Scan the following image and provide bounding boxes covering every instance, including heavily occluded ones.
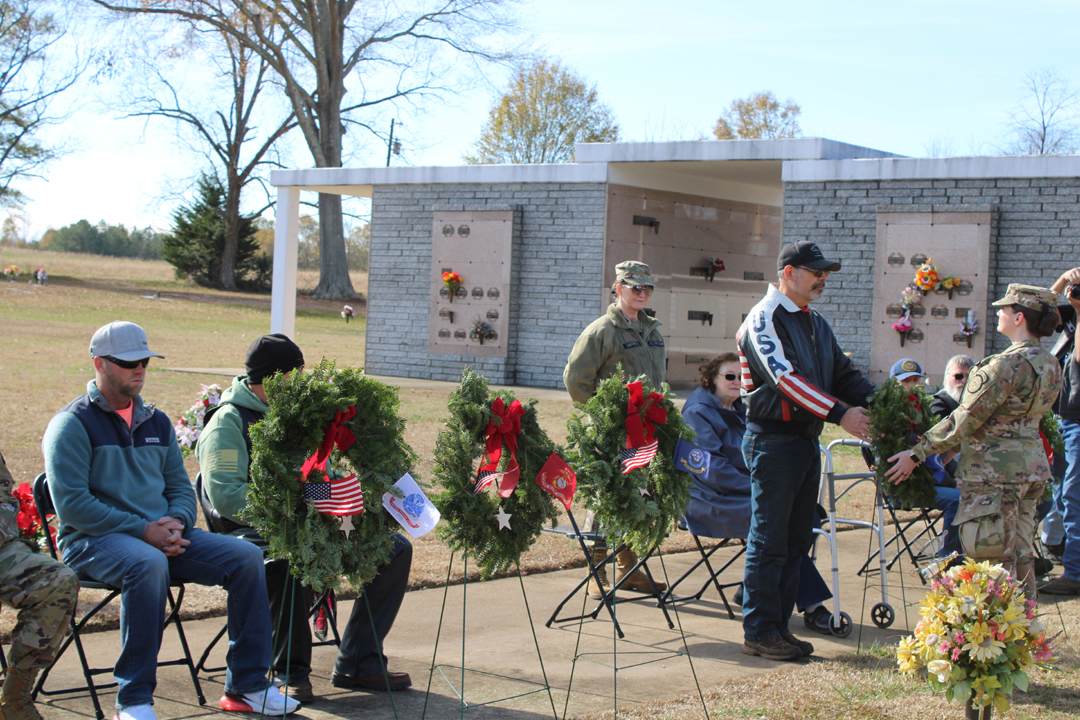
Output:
[936,486,961,557]
[741,432,821,642]
[1059,418,1080,579]
[64,528,272,709]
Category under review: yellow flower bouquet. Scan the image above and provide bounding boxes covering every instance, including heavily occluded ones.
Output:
[897,558,1054,715]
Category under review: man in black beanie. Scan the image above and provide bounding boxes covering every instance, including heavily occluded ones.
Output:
[198,334,413,703]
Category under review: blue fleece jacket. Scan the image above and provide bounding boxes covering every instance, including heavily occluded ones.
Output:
[42,380,197,553]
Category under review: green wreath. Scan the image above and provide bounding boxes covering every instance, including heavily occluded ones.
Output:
[431,368,560,579]
[564,370,694,557]
[245,360,417,593]
[867,379,938,509]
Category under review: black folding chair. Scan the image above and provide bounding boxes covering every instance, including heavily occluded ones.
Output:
[659,522,745,619]
[31,473,205,720]
[193,473,340,674]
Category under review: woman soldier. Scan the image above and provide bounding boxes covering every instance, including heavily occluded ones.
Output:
[886,284,1063,595]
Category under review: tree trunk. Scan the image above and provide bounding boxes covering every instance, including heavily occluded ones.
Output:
[313,192,356,299]
[219,178,241,291]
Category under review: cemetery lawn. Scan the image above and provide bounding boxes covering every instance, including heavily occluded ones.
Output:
[2,247,1076,718]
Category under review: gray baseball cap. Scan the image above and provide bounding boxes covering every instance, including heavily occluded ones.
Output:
[89,321,164,361]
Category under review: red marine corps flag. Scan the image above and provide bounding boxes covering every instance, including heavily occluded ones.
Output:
[535,453,576,509]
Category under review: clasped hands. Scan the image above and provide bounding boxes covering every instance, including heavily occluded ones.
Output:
[142,516,190,556]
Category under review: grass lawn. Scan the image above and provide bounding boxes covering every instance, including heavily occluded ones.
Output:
[2,247,1077,719]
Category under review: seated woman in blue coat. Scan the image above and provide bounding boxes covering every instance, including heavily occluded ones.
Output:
[682,353,835,634]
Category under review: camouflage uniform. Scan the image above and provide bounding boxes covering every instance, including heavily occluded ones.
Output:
[0,452,78,674]
[910,286,1063,594]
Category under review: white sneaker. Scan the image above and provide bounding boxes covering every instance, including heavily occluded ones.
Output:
[221,687,301,715]
[113,705,158,720]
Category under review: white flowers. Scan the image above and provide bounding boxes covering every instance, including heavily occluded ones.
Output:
[927,659,952,683]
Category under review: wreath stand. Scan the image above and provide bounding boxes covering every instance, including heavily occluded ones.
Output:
[420,552,557,720]
[553,509,708,720]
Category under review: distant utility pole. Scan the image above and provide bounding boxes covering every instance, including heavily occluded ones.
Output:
[386,119,402,166]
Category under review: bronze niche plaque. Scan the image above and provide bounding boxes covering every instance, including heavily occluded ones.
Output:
[907,329,925,344]
[689,267,709,278]
[487,287,500,299]
[454,329,467,340]
[442,225,454,237]
[686,354,711,365]
[454,286,467,299]
[457,225,470,237]
[438,329,451,339]
[886,303,905,318]
[744,270,765,282]
[909,305,925,318]
[486,309,499,321]
[953,333,969,345]
[954,307,971,318]
[910,253,928,267]
[438,308,454,322]
[887,253,905,267]
[931,305,949,318]
[957,281,973,296]
[439,287,449,298]
[471,286,484,298]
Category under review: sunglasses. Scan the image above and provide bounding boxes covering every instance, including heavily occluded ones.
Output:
[103,356,150,370]
[721,373,739,381]
[797,266,829,278]
[952,373,968,381]
[623,284,654,296]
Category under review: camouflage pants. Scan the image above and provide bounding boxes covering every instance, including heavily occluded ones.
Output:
[0,539,78,672]
[955,480,1042,596]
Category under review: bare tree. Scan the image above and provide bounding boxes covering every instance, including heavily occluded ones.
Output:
[1003,68,1080,155]
[0,1,81,205]
[92,0,516,299]
[122,21,295,289]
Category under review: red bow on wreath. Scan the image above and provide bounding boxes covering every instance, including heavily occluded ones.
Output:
[625,381,666,448]
[300,405,358,482]
[475,397,524,497]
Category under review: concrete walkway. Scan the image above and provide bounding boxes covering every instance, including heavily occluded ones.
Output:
[36,528,935,720]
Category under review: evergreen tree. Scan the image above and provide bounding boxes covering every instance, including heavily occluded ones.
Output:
[162,174,270,290]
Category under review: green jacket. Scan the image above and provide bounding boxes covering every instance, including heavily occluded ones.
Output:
[0,451,18,546]
[196,376,267,523]
[911,339,1062,490]
[563,303,666,404]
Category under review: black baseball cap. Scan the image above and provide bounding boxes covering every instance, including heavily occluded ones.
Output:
[777,241,842,273]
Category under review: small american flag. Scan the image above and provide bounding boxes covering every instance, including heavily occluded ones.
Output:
[619,440,658,474]
[302,474,365,516]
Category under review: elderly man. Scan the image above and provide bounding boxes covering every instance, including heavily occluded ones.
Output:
[930,355,975,422]
[737,241,875,661]
[42,322,299,720]
[199,334,413,702]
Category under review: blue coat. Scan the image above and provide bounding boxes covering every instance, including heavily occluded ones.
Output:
[680,387,752,539]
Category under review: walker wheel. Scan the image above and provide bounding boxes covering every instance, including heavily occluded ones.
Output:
[830,611,852,638]
[871,602,895,629]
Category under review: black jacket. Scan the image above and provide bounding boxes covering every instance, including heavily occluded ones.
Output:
[1053,303,1080,419]
[737,285,875,438]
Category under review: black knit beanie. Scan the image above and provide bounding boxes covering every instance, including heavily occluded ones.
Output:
[245,334,305,385]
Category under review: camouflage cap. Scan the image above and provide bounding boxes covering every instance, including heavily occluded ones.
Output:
[990,283,1060,311]
[615,261,654,287]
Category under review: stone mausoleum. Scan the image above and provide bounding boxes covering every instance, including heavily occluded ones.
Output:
[269,139,1080,390]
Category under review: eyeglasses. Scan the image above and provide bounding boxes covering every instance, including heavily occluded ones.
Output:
[797,266,829,278]
[952,373,969,381]
[102,356,150,370]
[722,373,739,381]
[622,284,653,296]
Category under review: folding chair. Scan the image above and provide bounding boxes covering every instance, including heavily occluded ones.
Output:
[193,474,340,674]
[659,523,745,620]
[31,474,206,720]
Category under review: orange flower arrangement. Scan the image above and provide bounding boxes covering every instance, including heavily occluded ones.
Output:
[913,259,940,292]
[442,271,463,302]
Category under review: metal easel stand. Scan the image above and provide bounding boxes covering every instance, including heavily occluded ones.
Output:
[421,552,558,720]
[559,510,708,720]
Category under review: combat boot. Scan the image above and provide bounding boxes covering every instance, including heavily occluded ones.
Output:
[585,545,610,600]
[0,668,44,720]
[614,549,666,594]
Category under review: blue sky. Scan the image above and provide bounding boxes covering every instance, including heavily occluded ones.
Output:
[11,0,1080,239]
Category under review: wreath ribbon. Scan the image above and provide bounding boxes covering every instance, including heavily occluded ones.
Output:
[476,398,524,497]
[625,381,667,448]
[300,405,357,482]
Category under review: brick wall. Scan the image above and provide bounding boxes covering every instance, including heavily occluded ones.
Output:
[783,178,1080,367]
[367,183,608,387]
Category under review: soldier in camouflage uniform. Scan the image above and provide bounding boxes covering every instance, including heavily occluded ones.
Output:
[887,284,1063,596]
[0,450,78,720]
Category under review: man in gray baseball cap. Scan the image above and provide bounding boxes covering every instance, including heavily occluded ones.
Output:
[89,321,165,362]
